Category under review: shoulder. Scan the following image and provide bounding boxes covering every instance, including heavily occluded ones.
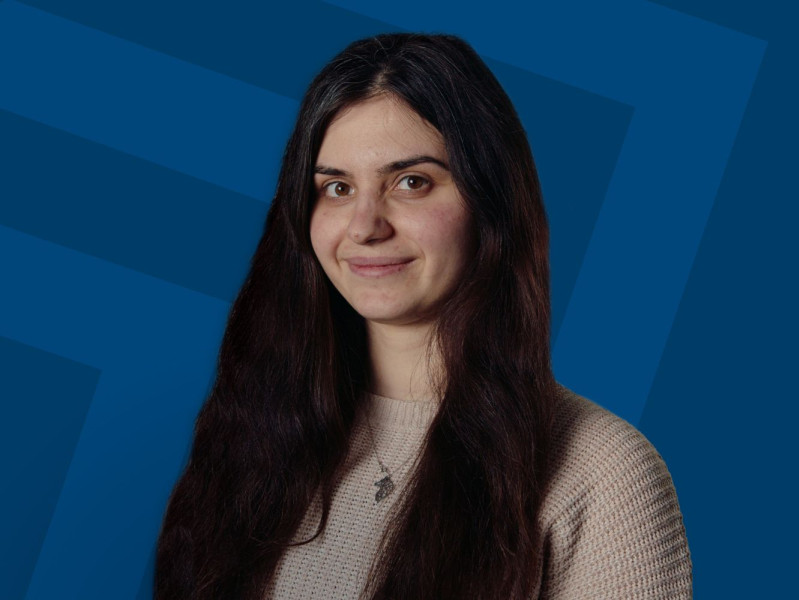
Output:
[544,384,669,508]
[537,384,692,599]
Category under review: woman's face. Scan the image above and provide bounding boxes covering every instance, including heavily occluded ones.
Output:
[310,95,474,327]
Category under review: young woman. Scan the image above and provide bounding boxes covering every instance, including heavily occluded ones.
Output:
[155,33,692,599]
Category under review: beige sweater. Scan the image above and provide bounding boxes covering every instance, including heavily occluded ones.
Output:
[265,385,692,599]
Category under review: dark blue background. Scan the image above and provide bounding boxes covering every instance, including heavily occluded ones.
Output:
[1,1,795,597]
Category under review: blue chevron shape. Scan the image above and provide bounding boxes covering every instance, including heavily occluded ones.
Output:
[0,225,229,599]
[0,1,770,598]
[325,0,765,424]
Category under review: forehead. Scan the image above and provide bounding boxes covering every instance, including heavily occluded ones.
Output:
[317,96,445,165]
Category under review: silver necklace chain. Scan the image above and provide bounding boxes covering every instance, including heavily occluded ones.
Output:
[363,410,420,504]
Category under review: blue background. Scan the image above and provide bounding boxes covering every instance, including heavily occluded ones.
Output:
[1,0,795,597]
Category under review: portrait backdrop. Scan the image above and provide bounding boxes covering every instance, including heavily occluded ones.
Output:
[1,0,795,598]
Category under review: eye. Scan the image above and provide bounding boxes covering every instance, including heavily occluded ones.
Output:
[396,175,430,192]
[322,181,353,197]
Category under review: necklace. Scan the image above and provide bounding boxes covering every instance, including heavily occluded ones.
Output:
[363,409,419,504]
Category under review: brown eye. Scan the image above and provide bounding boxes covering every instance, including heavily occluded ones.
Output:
[397,175,430,191]
[324,181,353,197]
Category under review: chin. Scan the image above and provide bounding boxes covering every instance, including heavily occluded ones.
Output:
[349,300,419,325]
[355,308,410,324]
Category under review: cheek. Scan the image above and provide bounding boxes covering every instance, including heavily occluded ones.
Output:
[420,207,473,263]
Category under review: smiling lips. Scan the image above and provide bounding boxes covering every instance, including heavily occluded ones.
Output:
[345,257,415,277]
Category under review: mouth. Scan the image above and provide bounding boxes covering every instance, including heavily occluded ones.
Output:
[344,257,415,278]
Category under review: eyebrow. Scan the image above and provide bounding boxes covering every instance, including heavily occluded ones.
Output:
[313,154,449,177]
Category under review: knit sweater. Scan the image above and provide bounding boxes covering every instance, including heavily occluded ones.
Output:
[264,385,692,599]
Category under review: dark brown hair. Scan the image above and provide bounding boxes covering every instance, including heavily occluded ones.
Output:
[155,33,556,599]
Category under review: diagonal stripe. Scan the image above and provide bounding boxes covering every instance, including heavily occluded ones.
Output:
[0,110,266,302]
[16,0,400,101]
[0,1,295,200]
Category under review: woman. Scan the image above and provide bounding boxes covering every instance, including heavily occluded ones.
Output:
[155,33,691,599]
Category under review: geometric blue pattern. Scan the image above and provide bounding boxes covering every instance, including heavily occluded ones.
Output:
[0,338,99,600]
[325,0,766,432]
[0,1,292,200]
[0,110,267,301]
[483,59,634,350]
[0,225,228,600]
[639,2,798,597]
[1,0,791,597]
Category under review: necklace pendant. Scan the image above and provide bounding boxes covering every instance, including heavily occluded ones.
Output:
[374,474,395,503]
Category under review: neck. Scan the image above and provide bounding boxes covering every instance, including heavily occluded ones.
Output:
[366,320,440,402]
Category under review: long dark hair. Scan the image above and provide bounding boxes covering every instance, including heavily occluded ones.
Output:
[155,33,557,599]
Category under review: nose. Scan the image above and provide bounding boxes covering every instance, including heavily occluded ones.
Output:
[346,195,393,244]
